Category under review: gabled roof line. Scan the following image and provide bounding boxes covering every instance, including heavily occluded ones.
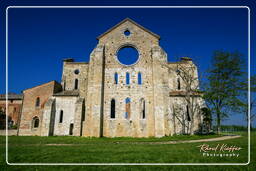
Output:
[96,18,160,40]
[22,80,60,92]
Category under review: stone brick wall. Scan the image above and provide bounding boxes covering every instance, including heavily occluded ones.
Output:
[168,96,204,135]
[83,45,105,137]
[53,96,78,136]
[61,62,89,98]
[0,129,18,136]
[18,81,62,136]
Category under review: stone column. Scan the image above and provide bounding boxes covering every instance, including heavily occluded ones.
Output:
[73,98,84,136]
[152,46,169,137]
[83,45,105,137]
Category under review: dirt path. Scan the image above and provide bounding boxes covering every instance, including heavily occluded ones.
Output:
[44,135,241,146]
[138,135,241,145]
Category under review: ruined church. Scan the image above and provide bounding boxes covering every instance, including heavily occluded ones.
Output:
[17,18,207,137]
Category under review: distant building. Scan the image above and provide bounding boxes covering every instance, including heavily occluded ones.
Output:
[0,93,23,129]
[16,18,207,137]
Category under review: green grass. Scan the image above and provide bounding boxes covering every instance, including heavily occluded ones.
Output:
[0,132,255,170]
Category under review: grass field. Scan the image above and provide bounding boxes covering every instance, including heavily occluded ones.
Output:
[0,132,255,170]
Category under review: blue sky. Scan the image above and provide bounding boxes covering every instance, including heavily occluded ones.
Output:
[0,5,254,126]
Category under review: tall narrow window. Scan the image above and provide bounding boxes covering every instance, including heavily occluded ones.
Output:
[59,110,63,123]
[110,99,115,118]
[74,79,78,90]
[126,72,130,85]
[32,116,39,128]
[82,108,85,121]
[114,73,118,84]
[138,72,142,85]
[186,105,191,121]
[125,98,131,119]
[177,78,181,90]
[140,98,146,119]
[69,123,74,135]
[35,97,40,107]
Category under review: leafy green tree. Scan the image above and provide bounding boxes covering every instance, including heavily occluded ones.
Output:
[201,107,212,133]
[235,75,256,129]
[204,50,244,134]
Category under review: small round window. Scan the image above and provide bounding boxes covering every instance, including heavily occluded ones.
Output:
[74,69,80,75]
[124,30,130,36]
[117,46,139,66]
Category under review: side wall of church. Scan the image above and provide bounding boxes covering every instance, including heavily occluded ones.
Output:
[169,96,204,135]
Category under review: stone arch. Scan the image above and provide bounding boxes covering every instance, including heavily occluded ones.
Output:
[32,116,40,128]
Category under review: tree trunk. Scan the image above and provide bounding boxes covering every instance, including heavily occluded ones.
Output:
[190,121,194,135]
[217,110,221,134]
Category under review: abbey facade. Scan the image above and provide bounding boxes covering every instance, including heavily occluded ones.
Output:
[18,18,207,137]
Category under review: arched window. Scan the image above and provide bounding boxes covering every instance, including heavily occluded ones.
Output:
[110,99,116,118]
[74,79,78,90]
[126,72,130,85]
[35,97,40,107]
[140,98,146,119]
[177,78,181,90]
[114,73,118,84]
[125,98,131,119]
[32,116,39,128]
[186,105,191,121]
[138,72,142,85]
[59,110,63,123]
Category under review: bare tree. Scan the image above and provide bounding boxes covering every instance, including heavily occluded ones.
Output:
[172,57,204,135]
